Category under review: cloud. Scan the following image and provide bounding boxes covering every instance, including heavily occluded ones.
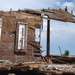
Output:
[62,2,74,8]
[50,20,75,55]
[61,1,75,15]
[50,20,75,38]
[0,0,59,11]
[55,1,61,6]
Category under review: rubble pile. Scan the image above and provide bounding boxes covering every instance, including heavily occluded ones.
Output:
[40,64,75,74]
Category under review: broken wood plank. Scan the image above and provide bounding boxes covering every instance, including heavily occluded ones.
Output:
[27,41,42,49]
[40,70,62,75]
[34,53,41,56]
[52,58,69,64]
[28,26,35,30]
[11,66,30,71]
[20,9,41,16]
[42,16,75,23]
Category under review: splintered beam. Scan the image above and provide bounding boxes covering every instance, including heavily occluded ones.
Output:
[42,16,75,23]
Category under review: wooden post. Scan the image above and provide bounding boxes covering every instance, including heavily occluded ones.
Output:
[46,16,50,57]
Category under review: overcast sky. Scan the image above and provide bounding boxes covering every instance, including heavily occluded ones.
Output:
[0,0,75,56]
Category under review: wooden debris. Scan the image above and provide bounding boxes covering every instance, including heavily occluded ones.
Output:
[28,26,35,30]
[27,41,42,49]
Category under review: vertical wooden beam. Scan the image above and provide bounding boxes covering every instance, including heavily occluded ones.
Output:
[46,16,50,57]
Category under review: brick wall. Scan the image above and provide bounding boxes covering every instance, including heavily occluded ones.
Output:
[0,11,42,63]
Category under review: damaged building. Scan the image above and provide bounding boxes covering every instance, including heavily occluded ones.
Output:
[0,7,75,75]
[0,8,42,63]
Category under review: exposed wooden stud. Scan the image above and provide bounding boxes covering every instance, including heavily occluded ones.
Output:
[9,8,12,13]
[65,6,68,12]
[59,8,61,11]
[48,7,50,10]
[71,10,73,15]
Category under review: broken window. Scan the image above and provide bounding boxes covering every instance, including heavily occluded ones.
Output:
[15,23,27,52]
[18,25,25,49]
[0,18,2,41]
[35,25,41,42]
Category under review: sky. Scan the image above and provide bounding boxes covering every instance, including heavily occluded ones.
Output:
[0,0,75,56]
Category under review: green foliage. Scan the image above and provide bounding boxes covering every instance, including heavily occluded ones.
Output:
[63,50,69,56]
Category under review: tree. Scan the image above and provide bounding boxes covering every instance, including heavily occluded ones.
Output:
[63,50,69,56]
